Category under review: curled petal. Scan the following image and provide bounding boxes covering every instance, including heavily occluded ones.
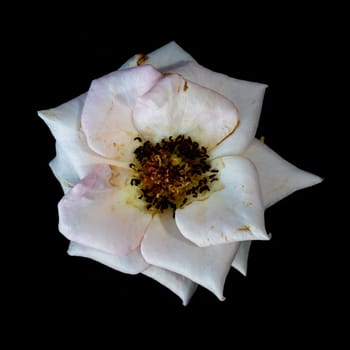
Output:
[58,164,152,255]
[141,212,239,300]
[231,241,252,276]
[243,139,323,208]
[176,156,269,246]
[143,266,197,306]
[133,74,239,149]
[168,62,267,156]
[81,65,163,160]
[120,41,195,71]
[68,241,149,274]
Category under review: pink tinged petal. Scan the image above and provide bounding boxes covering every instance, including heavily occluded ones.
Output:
[38,94,103,179]
[168,62,267,156]
[143,266,197,306]
[176,156,270,247]
[67,241,148,274]
[81,65,163,160]
[58,164,152,255]
[243,139,323,208]
[119,41,195,71]
[141,212,239,300]
[231,241,252,276]
[133,74,239,149]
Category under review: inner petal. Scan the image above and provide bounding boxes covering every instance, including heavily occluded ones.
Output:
[167,61,267,156]
[175,156,270,246]
[81,65,163,161]
[133,73,239,150]
[58,164,152,255]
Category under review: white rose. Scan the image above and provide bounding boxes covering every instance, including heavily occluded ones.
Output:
[38,42,321,305]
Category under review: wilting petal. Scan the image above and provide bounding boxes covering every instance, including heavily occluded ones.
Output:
[141,212,239,300]
[134,74,239,149]
[244,139,323,208]
[120,41,195,71]
[168,62,267,156]
[143,266,197,306]
[58,164,152,255]
[67,241,148,274]
[81,65,162,160]
[176,156,269,246]
[231,241,252,276]
[38,94,104,179]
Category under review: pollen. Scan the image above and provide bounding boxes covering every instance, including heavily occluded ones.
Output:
[129,135,219,215]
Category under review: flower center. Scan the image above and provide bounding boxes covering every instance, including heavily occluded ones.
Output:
[129,135,219,215]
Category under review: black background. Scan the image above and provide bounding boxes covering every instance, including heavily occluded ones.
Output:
[10,6,341,344]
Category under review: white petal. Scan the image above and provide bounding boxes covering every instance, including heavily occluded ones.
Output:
[38,94,102,179]
[244,139,323,208]
[176,156,269,246]
[67,241,148,274]
[133,74,239,149]
[168,62,267,156]
[49,142,80,193]
[141,212,239,300]
[119,41,195,71]
[81,65,163,160]
[231,241,252,276]
[58,164,152,255]
[143,266,197,306]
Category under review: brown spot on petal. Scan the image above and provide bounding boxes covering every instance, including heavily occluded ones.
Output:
[237,225,251,232]
[137,54,148,66]
[183,80,189,91]
[109,165,121,187]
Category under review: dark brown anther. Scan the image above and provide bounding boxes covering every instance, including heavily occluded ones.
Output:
[130,134,216,214]
[131,178,141,186]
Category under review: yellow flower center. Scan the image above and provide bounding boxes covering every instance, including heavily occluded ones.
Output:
[129,135,218,215]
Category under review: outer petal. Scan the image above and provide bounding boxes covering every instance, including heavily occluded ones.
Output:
[133,74,239,149]
[81,65,163,160]
[120,41,195,71]
[168,62,267,156]
[176,156,269,246]
[49,141,80,193]
[38,94,104,180]
[58,164,152,255]
[244,139,323,208]
[231,241,252,276]
[68,242,149,275]
[68,241,148,274]
[143,266,197,306]
[141,212,239,300]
